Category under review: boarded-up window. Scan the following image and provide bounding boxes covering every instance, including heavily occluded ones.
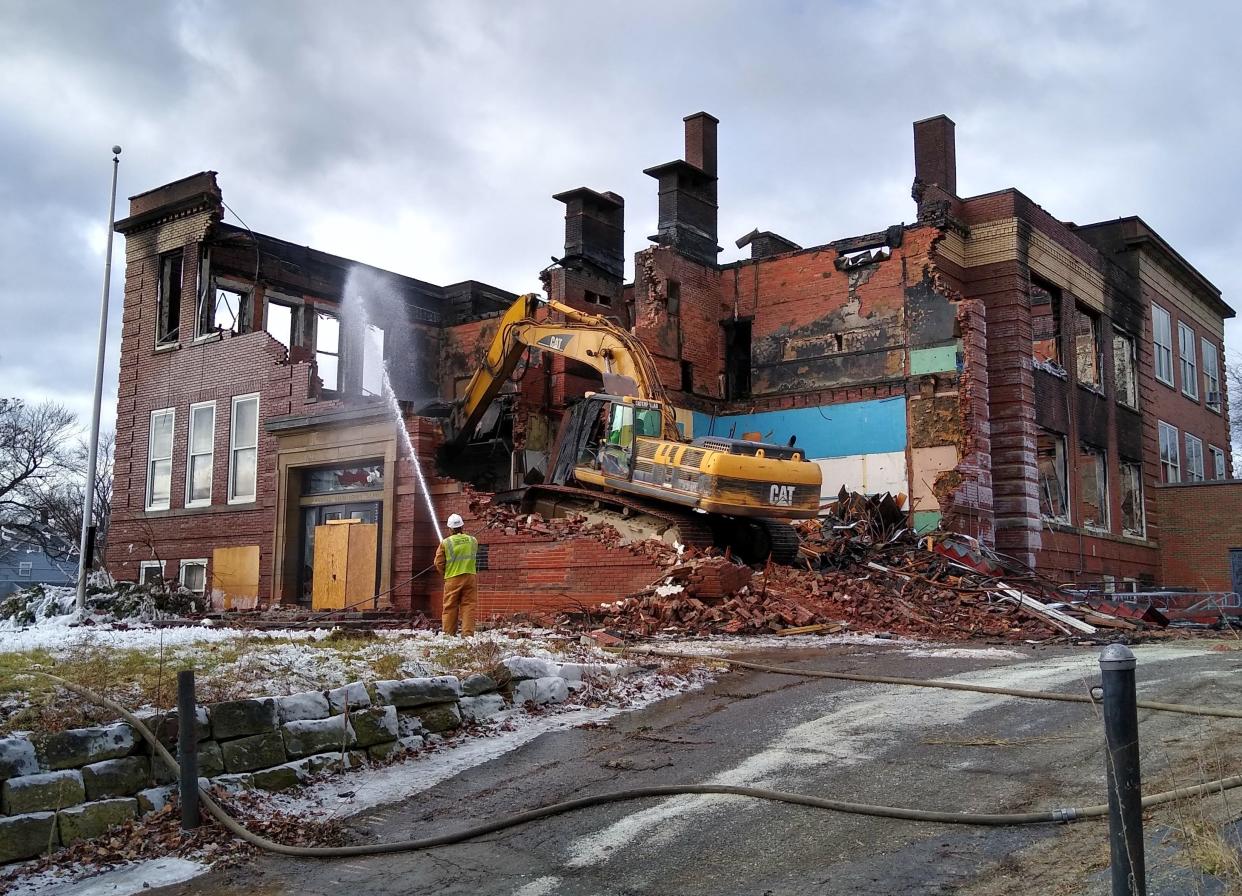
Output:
[1120,462,1144,537]
[1113,330,1137,408]
[1038,429,1069,522]
[1075,305,1101,388]
[1030,280,1061,369]
[1079,445,1108,531]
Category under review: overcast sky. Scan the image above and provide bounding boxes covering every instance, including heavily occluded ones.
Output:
[2,0,1240,431]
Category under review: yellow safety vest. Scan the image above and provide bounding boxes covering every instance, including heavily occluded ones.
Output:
[441,533,478,578]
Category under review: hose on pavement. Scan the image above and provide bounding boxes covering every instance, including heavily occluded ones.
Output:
[25,668,1242,859]
[613,647,1242,720]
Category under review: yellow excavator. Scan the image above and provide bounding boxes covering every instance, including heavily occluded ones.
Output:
[444,294,822,562]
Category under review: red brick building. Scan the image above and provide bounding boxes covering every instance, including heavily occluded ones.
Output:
[105,112,1238,616]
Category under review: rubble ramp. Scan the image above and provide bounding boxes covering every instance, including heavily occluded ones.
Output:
[501,484,801,564]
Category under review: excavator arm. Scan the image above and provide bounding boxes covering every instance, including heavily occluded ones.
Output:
[446,293,676,446]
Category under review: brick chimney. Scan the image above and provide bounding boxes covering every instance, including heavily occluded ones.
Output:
[913,115,957,195]
[643,112,721,267]
[552,187,625,279]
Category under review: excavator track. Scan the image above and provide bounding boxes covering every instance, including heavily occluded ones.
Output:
[496,484,801,565]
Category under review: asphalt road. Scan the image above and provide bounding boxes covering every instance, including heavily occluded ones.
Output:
[166,639,1239,896]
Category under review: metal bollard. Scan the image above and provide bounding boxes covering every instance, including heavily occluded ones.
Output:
[177,669,201,830]
[1100,644,1145,896]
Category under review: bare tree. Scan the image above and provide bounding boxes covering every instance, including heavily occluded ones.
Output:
[37,431,114,565]
[1229,360,1242,471]
[0,398,78,521]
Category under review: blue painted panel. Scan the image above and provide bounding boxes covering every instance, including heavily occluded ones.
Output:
[690,396,906,459]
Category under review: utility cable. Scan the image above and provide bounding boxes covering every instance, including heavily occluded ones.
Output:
[21,669,1242,862]
[613,648,1242,720]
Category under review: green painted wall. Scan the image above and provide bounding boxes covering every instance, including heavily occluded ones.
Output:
[913,510,942,534]
[909,343,960,376]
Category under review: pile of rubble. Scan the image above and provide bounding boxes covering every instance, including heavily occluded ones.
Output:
[555,489,1168,643]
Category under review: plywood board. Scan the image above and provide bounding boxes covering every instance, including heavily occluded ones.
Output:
[312,520,378,611]
[345,522,378,608]
[211,545,260,611]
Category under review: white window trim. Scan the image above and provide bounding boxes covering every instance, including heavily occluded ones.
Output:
[1178,322,1198,400]
[1202,338,1222,413]
[228,393,261,505]
[1152,304,1174,387]
[18,561,33,577]
[1185,433,1205,482]
[138,560,164,585]
[179,558,208,594]
[185,400,216,508]
[146,408,175,511]
[1209,444,1226,480]
[1158,420,1180,483]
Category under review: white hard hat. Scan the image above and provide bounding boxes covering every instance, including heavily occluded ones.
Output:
[446,513,464,529]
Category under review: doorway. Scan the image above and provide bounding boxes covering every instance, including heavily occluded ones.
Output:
[298,501,380,605]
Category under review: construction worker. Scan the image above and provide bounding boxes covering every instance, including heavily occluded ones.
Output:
[434,513,478,636]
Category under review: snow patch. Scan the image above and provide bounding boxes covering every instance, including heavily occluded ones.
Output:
[6,857,207,896]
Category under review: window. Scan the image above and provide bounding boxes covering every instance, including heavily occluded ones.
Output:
[179,559,207,595]
[666,280,681,316]
[1158,421,1180,483]
[229,394,259,503]
[1152,304,1174,386]
[18,561,32,578]
[1209,445,1226,480]
[680,360,694,393]
[157,252,182,345]
[1074,305,1102,389]
[1202,339,1221,411]
[723,319,752,399]
[146,408,175,510]
[303,463,385,496]
[137,561,164,586]
[1030,280,1062,368]
[1079,444,1109,531]
[186,401,215,507]
[1120,462,1145,537]
[584,290,612,307]
[1178,322,1198,400]
[1184,433,1205,482]
[1112,330,1138,408]
[265,301,295,350]
[361,324,386,397]
[1037,429,1069,523]
[316,312,340,391]
[198,279,252,337]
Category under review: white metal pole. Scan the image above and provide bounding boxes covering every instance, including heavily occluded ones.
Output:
[76,146,122,614]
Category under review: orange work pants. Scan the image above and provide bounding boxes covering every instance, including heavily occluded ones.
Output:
[441,574,478,636]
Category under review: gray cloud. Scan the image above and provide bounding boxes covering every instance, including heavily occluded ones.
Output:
[3,0,1240,430]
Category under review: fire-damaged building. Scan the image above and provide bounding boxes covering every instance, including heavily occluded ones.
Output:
[104,112,1239,618]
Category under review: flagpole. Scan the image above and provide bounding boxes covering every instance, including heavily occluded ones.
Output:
[77,146,122,614]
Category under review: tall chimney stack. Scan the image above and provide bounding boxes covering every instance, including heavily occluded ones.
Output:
[553,187,625,279]
[913,115,957,196]
[643,112,721,267]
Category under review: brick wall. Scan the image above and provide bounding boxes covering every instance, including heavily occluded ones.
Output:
[1156,481,1242,591]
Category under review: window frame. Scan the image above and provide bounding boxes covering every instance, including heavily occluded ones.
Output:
[1078,443,1109,532]
[1152,304,1174,387]
[179,559,208,595]
[1178,321,1198,400]
[185,400,216,508]
[264,299,297,351]
[1209,444,1226,480]
[1112,329,1138,409]
[1120,461,1145,538]
[1202,338,1221,412]
[138,560,164,586]
[17,561,32,578]
[1158,421,1180,484]
[156,251,183,347]
[228,393,261,505]
[1074,304,1103,390]
[1037,429,1070,524]
[146,408,175,511]
[1184,433,1205,482]
[315,311,341,392]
